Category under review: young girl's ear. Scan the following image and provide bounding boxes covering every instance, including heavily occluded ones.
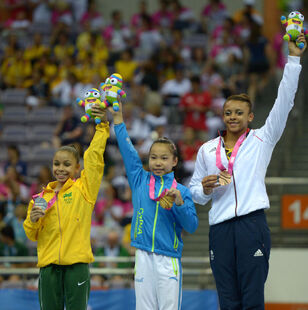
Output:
[248,112,254,123]
[173,157,178,168]
[75,163,81,176]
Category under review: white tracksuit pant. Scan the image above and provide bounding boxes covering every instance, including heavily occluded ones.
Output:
[134,249,182,310]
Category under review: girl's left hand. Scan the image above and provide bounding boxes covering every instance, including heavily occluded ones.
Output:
[165,188,184,206]
[91,104,107,122]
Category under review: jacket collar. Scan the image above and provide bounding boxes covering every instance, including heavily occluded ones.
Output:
[151,171,175,182]
[45,178,76,193]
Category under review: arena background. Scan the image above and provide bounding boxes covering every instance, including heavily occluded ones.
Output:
[0,0,307,309]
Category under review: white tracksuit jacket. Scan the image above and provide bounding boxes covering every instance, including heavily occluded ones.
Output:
[189,56,302,226]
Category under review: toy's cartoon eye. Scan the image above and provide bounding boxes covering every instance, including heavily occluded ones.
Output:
[85,91,91,97]
[105,78,109,83]
[93,91,100,98]
[299,14,304,21]
[289,12,296,18]
[110,78,117,85]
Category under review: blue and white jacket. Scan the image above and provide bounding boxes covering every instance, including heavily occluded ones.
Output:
[114,123,198,258]
[189,56,302,226]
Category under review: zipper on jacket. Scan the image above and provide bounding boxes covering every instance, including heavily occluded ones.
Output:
[55,192,62,264]
[232,172,238,217]
[151,176,164,252]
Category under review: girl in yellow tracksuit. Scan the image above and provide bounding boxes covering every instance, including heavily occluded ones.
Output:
[23,106,109,310]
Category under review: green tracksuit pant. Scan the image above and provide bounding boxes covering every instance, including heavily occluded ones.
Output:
[38,263,90,310]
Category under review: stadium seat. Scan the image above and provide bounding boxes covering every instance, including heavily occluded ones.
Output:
[0,88,27,106]
[27,106,59,124]
[2,106,28,124]
[0,125,29,143]
[27,125,54,143]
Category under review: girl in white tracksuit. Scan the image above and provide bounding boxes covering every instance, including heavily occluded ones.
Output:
[109,102,198,310]
[189,35,306,309]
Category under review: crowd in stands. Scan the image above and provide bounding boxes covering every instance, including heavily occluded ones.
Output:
[0,0,291,289]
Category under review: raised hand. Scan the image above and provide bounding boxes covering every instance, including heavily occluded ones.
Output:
[289,33,307,56]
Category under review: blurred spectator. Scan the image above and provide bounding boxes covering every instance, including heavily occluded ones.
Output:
[94,230,131,269]
[144,102,167,131]
[134,13,163,62]
[29,165,53,196]
[209,28,243,75]
[25,68,49,108]
[29,0,52,25]
[94,180,132,230]
[151,0,173,30]
[188,46,207,77]
[180,75,211,138]
[80,0,105,31]
[103,10,132,66]
[177,127,203,179]
[0,166,29,203]
[170,0,195,31]
[2,0,29,28]
[4,202,27,244]
[0,225,28,284]
[52,31,75,63]
[0,203,6,231]
[119,102,150,142]
[50,0,73,26]
[130,0,149,30]
[114,49,139,85]
[233,0,263,25]
[243,20,273,103]
[169,29,191,64]
[52,104,83,147]
[3,145,27,179]
[201,0,228,34]
[160,63,191,124]
[50,72,80,107]
[24,33,49,64]
[1,48,32,88]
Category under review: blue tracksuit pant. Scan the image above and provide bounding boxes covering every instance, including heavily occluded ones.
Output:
[209,209,271,310]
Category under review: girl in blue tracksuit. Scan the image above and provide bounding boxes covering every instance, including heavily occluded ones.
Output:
[108,102,198,310]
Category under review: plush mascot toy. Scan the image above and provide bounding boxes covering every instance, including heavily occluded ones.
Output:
[76,88,105,124]
[100,73,126,111]
[281,11,308,49]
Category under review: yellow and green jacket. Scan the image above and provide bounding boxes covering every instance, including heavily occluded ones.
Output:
[23,122,109,267]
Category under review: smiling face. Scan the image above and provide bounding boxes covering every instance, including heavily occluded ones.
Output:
[53,151,80,186]
[149,143,178,176]
[223,100,254,135]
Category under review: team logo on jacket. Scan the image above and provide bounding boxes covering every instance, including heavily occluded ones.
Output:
[210,250,214,261]
[137,208,144,235]
[63,192,72,204]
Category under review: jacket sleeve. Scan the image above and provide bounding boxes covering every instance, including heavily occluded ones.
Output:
[23,199,42,242]
[172,187,198,234]
[114,122,144,190]
[189,145,213,205]
[79,122,110,204]
[259,56,302,145]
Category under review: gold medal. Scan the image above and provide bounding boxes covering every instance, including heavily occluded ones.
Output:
[218,171,232,186]
[159,195,175,209]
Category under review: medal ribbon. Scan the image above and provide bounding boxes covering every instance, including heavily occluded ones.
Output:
[149,174,177,201]
[32,190,58,211]
[216,129,249,175]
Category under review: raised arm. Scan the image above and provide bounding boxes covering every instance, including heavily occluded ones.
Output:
[260,34,306,145]
[79,107,110,203]
[109,101,144,189]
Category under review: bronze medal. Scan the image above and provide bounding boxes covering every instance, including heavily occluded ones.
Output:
[218,170,232,186]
